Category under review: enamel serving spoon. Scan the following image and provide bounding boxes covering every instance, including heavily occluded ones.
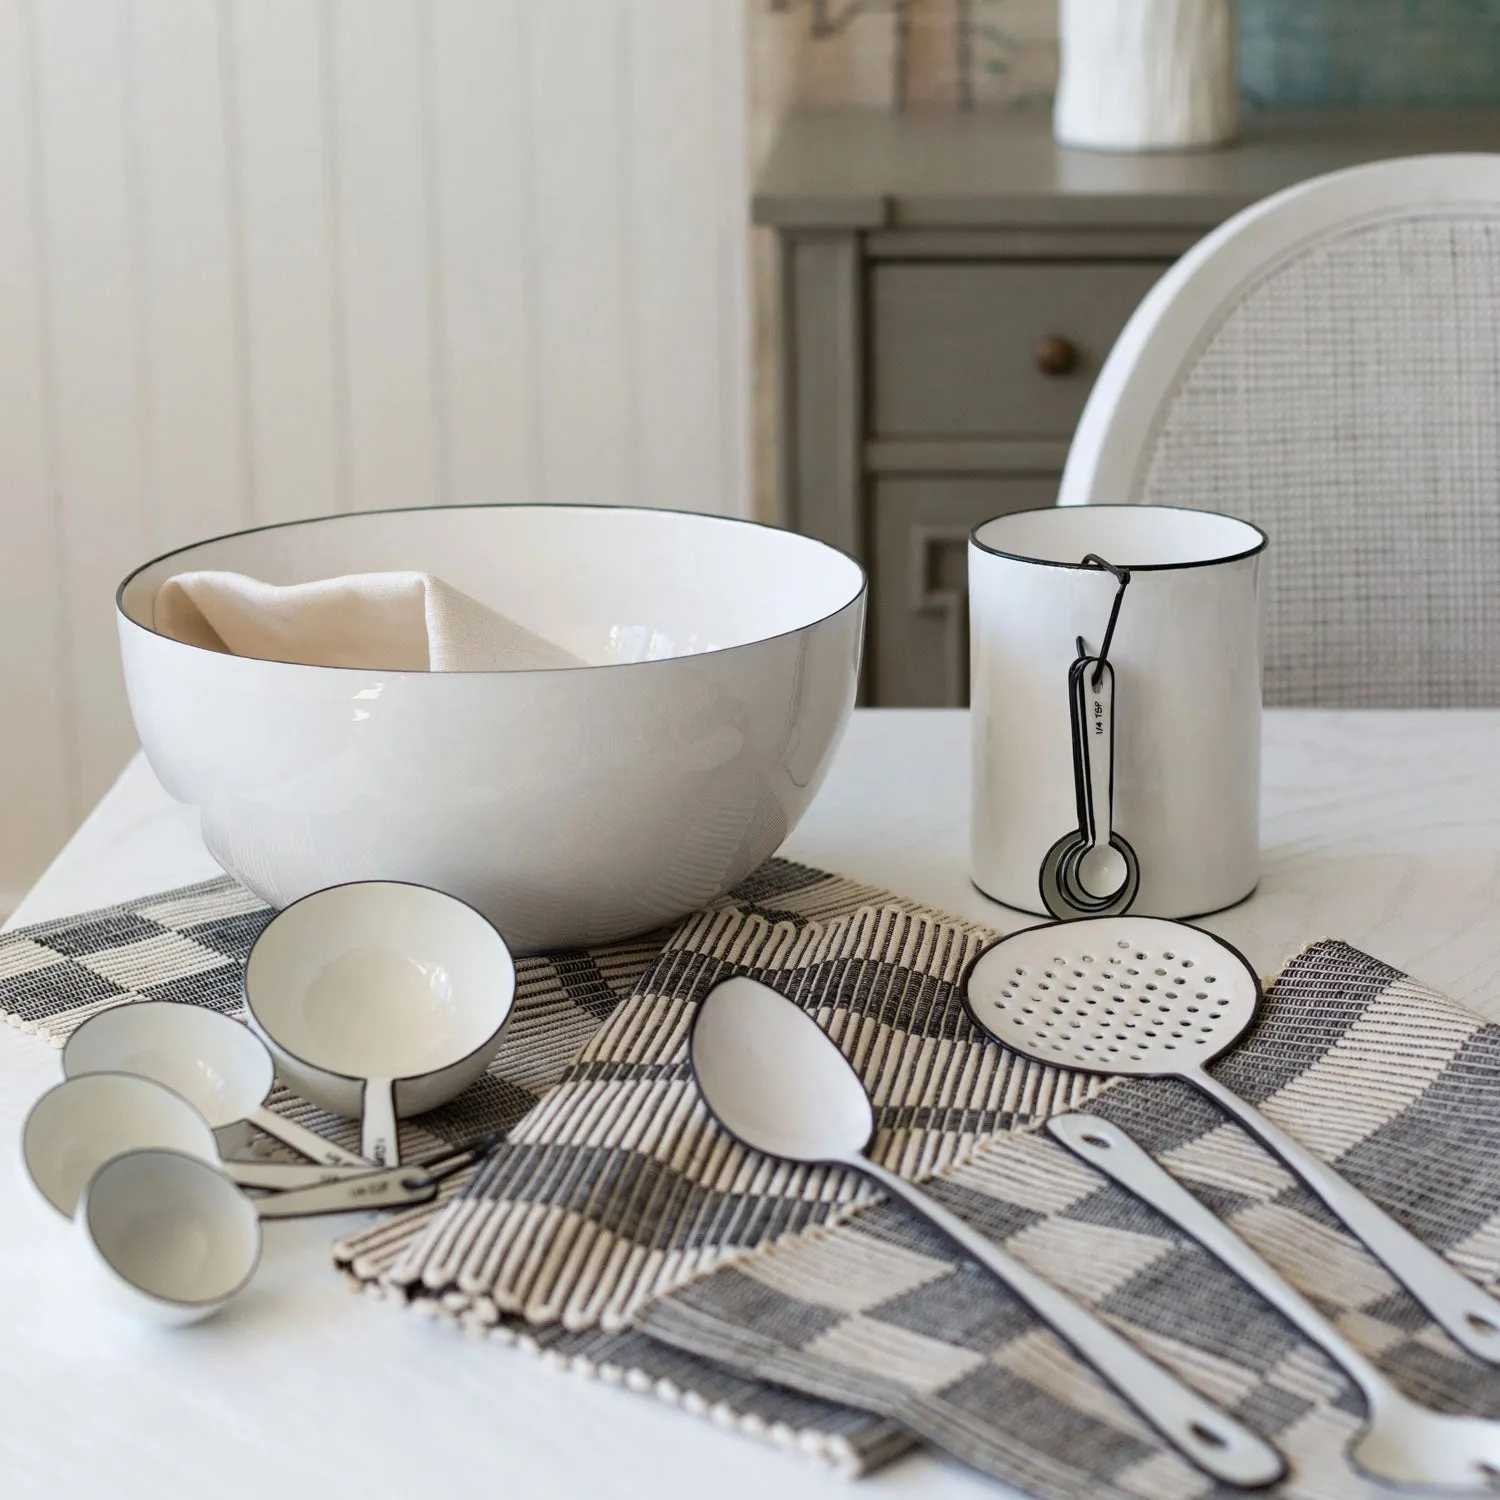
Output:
[688,975,1284,1489]
[1051,1114,1500,1495]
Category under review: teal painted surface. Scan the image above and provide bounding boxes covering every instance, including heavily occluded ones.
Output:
[1241,0,1500,105]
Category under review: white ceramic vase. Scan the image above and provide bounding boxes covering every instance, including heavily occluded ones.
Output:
[1054,0,1239,153]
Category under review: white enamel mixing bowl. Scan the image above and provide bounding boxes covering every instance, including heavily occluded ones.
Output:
[117,505,865,952]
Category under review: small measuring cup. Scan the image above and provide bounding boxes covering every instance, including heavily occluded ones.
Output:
[244,882,517,1165]
[22,1074,373,1211]
[79,1144,480,1325]
[22,1072,219,1216]
[63,1000,368,1167]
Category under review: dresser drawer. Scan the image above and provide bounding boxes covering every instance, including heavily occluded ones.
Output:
[870,261,1167,438]
[872,476,1058,708]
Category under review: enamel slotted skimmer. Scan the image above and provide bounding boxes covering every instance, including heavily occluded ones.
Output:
[963,916,1500,1366]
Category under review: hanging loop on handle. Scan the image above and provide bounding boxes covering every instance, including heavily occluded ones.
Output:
[1075,553,1131,690]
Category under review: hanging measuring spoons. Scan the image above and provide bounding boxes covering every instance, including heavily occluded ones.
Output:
[1038,555,1139,920]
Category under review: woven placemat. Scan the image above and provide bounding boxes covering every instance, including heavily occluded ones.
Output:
[337,907,1500,1499]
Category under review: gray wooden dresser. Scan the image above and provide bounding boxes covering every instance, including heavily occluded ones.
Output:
[755,107,1500,706]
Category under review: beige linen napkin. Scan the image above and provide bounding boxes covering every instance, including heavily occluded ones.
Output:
[154,570,587,671]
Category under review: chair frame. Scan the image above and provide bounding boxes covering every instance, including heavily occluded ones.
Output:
[1057,153,1500,508]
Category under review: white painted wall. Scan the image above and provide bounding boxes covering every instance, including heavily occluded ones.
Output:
[0,0,751,915]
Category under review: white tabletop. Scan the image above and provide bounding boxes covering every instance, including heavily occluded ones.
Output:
[3,708,1498,1500]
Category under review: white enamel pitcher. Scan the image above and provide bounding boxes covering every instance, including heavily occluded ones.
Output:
[969,505,1266,920]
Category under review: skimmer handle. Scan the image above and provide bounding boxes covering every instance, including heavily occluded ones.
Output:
[854,1155,1284,1488]
[1190,1065,1500,1366]
[1048,1114,1384,1402]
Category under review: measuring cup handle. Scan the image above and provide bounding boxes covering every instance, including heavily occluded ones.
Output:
[226,1159,379,1191]
[1190,1065,1500,1366]
[247,1105,370,1168]
[251,1165,437,1219]
[362,1079,400,1167]
[854,1156,1284,1488]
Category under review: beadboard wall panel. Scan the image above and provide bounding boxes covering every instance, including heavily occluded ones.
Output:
[0,0,73,897]
[0,0,750,915]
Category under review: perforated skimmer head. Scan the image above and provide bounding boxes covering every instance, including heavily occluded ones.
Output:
[962,917,1261,1077]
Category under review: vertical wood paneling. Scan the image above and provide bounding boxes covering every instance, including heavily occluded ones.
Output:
[527,0,635,506]
[714,1,752,517]
[230,0,345,523]
[328,0,439,512]
[0,0,750,913]
[130,0,250,552]
[0,0,72,908]
[29,0,150,813]
[428,0,536,507]
[626,1,722,513]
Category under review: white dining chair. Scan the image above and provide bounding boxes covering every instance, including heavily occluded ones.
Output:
[1058,155,1500,707]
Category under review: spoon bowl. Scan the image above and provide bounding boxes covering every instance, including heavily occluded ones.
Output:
[1075,843,1129,901]
[689,975,873,1164]
[1350,1400,1500,1493]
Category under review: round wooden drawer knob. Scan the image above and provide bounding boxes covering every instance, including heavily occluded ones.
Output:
[1035,336,1079,377]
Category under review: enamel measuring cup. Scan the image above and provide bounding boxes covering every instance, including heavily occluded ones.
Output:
[969,505,1266,920]
[79,1141,488,1325]
[244,881,517,1166]
[21,1072,376,1208]
[62,1000,368,1167]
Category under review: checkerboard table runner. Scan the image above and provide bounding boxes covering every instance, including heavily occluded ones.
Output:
[8,869,1500,1496]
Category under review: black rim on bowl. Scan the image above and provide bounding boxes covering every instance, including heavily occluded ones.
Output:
[116,502,869,676]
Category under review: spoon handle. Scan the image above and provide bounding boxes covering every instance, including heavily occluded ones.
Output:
[247,1105,370,1167]
[1079,657,1115,854]
[1190,1065,1500,1366]
[1047,1115,1384,1401]
[854,1155,1284,1489]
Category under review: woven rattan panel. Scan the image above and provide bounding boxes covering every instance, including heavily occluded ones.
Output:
[1140,212,1500,707]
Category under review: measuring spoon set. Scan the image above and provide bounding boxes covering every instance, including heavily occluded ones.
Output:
[695,916,1500,1493]
[20,880,518,1324]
